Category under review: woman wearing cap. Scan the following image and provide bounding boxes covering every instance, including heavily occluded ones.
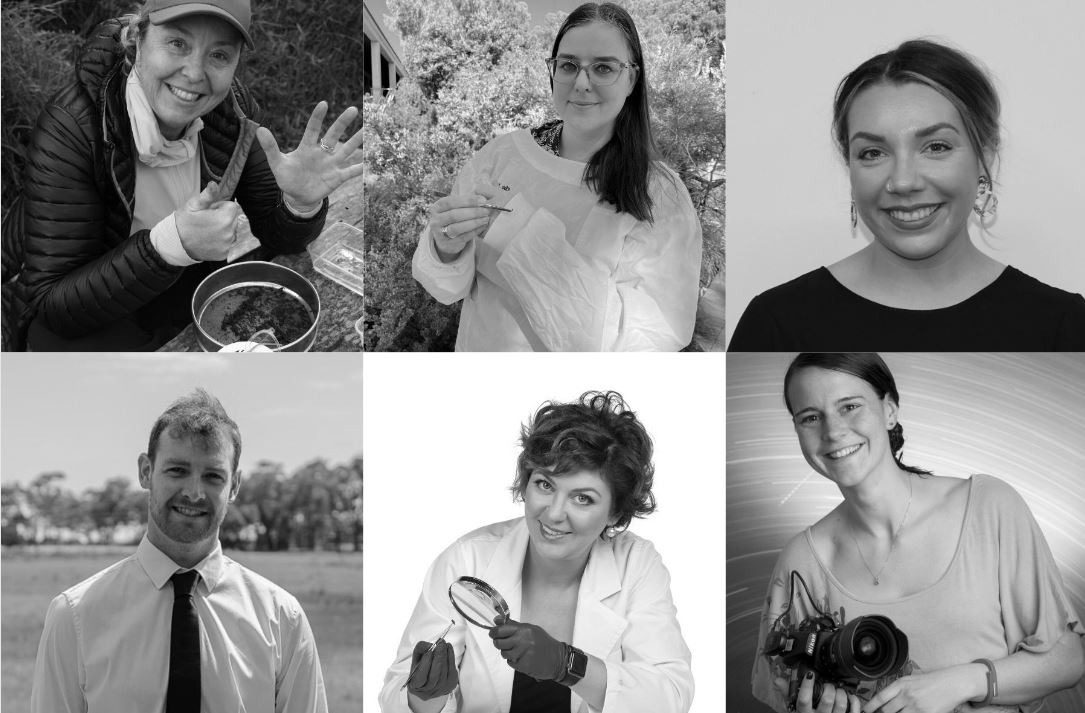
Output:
[411,2,702,352]
[12,0,362,350]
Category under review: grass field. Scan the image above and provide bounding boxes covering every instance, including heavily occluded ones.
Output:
[0,546,361,712]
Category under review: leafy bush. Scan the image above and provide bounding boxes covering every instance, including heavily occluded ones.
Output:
[1,0,363,215]
[363,0,725,350]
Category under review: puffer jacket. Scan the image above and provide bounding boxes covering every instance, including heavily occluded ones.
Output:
[16,18,327,342]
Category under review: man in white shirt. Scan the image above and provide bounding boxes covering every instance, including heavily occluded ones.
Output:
[30,388,328,713]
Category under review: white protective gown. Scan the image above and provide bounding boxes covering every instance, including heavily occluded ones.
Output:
[412,130,702,351]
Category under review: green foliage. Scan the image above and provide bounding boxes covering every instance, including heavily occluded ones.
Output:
[0,457,362,550]
[1,1,81,215]
[388,0,535,100]
[364,0,725,350]
[0,0,362,215]
[239,0,363,146]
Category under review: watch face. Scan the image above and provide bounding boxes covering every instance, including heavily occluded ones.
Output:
[569,646,588,677]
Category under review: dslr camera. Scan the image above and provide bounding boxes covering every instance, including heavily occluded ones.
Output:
[764,614,908,711]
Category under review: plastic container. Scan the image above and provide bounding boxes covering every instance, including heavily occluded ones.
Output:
[308,221,363,296]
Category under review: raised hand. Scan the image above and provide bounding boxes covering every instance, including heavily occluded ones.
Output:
[255,101,362,208]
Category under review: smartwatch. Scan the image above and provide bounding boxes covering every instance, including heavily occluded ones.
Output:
[557,645,588,687]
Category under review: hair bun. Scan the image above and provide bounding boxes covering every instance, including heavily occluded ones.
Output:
[888,422,905,454]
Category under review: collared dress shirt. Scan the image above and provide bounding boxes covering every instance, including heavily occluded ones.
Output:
[31,537,328,713]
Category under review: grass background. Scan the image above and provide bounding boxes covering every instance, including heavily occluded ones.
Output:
[1,0,363,216]
[0,546,361,711]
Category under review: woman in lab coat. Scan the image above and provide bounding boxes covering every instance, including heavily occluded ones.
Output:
[412,2,702,352]
[379,392,694,713]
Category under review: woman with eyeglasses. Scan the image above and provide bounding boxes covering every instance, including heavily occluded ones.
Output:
[412,2,702,352]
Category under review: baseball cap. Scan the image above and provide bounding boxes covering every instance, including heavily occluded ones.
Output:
[144,0,255,50]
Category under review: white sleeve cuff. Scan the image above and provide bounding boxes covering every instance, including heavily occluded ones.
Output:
[151,213,200,266]
[283,193,323,219]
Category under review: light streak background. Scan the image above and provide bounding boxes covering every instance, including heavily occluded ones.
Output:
[726,353,1085,712]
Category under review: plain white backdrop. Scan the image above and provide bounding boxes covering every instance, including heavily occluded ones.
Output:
[725,0,1085,343]
[363,353,725,712]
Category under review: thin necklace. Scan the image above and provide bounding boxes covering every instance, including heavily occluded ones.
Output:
[848,476,913,586]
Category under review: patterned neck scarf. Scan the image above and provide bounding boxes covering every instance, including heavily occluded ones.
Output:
[125,68,203,168]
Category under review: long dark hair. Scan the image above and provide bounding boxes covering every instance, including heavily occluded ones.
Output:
[783,353,932,477]
[550,3,657,223]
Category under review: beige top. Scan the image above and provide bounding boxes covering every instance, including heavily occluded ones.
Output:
[752,475,1084,713]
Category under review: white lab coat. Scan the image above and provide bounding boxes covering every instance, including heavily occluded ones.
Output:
[412,130,702,352]
[379,518,694,713]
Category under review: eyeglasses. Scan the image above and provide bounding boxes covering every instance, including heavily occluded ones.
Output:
[545,58,637,86]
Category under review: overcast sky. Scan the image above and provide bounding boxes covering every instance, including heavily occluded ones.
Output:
[0,354,362,493]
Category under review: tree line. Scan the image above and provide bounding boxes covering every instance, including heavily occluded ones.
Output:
[1,457,362,552]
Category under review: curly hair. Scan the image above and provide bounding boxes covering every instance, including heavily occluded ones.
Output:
[513,390,657,533]
[147,388,242,474]
[783,353,932,477]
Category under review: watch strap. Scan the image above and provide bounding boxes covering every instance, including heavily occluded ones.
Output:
[557,645,588,687]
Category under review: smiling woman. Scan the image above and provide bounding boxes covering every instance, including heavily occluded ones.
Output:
[752,353,1085,713]
[6,0,363,351]
[411,2,702,352]
[728,39,1085,351]
[379,391,693,713]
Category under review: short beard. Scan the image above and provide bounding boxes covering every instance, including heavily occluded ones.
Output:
[148,490,220,545]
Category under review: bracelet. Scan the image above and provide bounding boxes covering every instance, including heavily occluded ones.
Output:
[970,658,998,706]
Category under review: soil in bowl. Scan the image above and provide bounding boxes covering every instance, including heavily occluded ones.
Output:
[199,284,314,346]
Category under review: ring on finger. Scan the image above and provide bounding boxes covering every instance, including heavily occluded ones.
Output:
[318,139,335,154]
[441,225,451,238]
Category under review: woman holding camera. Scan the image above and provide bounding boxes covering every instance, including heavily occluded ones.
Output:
[379,392,693,713]
[752,353,1085,713]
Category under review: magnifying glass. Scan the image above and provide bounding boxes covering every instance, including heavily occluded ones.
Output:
[448,575,511,629]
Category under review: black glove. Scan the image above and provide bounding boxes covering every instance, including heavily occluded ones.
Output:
[488,615,567,681]
[407,639,458,700]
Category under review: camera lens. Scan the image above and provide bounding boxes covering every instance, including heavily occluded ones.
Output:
[822,615,908,680]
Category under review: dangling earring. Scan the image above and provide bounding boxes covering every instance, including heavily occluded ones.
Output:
[973,176,998,220]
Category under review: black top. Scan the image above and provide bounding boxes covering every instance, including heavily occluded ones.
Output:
[510,670,571,713]
[530,119,563,156]
[728,266,1085,351]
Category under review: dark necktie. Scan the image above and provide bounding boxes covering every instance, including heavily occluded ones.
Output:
[167,570,201,713]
